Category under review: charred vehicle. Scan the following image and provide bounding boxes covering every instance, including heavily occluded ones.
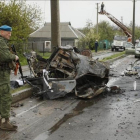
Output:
[24,46,110,99]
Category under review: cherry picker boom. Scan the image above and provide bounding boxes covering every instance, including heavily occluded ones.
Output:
[99,10,132,42]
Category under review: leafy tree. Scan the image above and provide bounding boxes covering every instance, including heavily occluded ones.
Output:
[95,21,114,42]
[0,0,42,43]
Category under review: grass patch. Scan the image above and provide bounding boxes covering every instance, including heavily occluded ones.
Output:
[101,51,125,61]
[18,53,28,66]
[91,49,110,53]
[19,52,52,66]
[11,84,31,94]
[37,52,52,59]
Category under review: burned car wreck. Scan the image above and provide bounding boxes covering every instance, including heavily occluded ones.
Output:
[24,46,110,99]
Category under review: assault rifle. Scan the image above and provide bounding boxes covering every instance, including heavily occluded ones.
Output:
[11,45,25,84]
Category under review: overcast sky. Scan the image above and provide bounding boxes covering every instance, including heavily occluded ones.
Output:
[27,0,140,29]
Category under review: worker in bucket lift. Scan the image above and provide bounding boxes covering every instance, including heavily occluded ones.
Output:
[101,2,104,13]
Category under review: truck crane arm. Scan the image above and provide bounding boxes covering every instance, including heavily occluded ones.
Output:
[99,10,132,41]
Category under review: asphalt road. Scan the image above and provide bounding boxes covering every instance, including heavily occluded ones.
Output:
[2,51,140,140]
[93,50,118,60]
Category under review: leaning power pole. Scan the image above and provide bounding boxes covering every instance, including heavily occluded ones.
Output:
[51,0,61,52]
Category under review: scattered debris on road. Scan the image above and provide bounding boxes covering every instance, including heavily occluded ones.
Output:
[11,103,24,108]
[124,59,140,76]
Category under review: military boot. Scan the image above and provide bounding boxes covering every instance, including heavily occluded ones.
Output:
[0,118,18,131]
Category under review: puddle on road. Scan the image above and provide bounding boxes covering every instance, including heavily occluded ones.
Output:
[33,99,102,140]
[48,97,105,135]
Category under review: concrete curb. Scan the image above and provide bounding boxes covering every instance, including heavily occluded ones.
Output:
[12,88,33,103]
[106,54,126,63]
[11,53,126,103]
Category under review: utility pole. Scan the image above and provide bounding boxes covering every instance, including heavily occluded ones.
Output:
[96,3,99,35]
[51,0,61,52]
[132,0,135,45]
[121,16,123,34]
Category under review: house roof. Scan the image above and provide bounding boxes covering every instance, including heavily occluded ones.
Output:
[29,22,85,39]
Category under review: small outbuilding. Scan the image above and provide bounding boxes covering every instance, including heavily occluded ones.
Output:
[28,22,85,52]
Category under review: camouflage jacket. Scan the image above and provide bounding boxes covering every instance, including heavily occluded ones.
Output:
[0,36,15,85]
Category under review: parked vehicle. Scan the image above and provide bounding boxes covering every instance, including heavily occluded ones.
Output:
[124,42,135,55]
[111,35,127,51]
[135,40,140,58]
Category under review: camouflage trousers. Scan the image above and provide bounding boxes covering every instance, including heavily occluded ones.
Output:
[0,83,12,118]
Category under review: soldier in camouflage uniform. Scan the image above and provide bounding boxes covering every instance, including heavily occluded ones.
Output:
[0,25,19,131]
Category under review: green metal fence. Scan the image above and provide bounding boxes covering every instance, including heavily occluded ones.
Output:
[99,39,111,49]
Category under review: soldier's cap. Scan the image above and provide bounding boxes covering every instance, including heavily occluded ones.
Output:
[0,25,12,31]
